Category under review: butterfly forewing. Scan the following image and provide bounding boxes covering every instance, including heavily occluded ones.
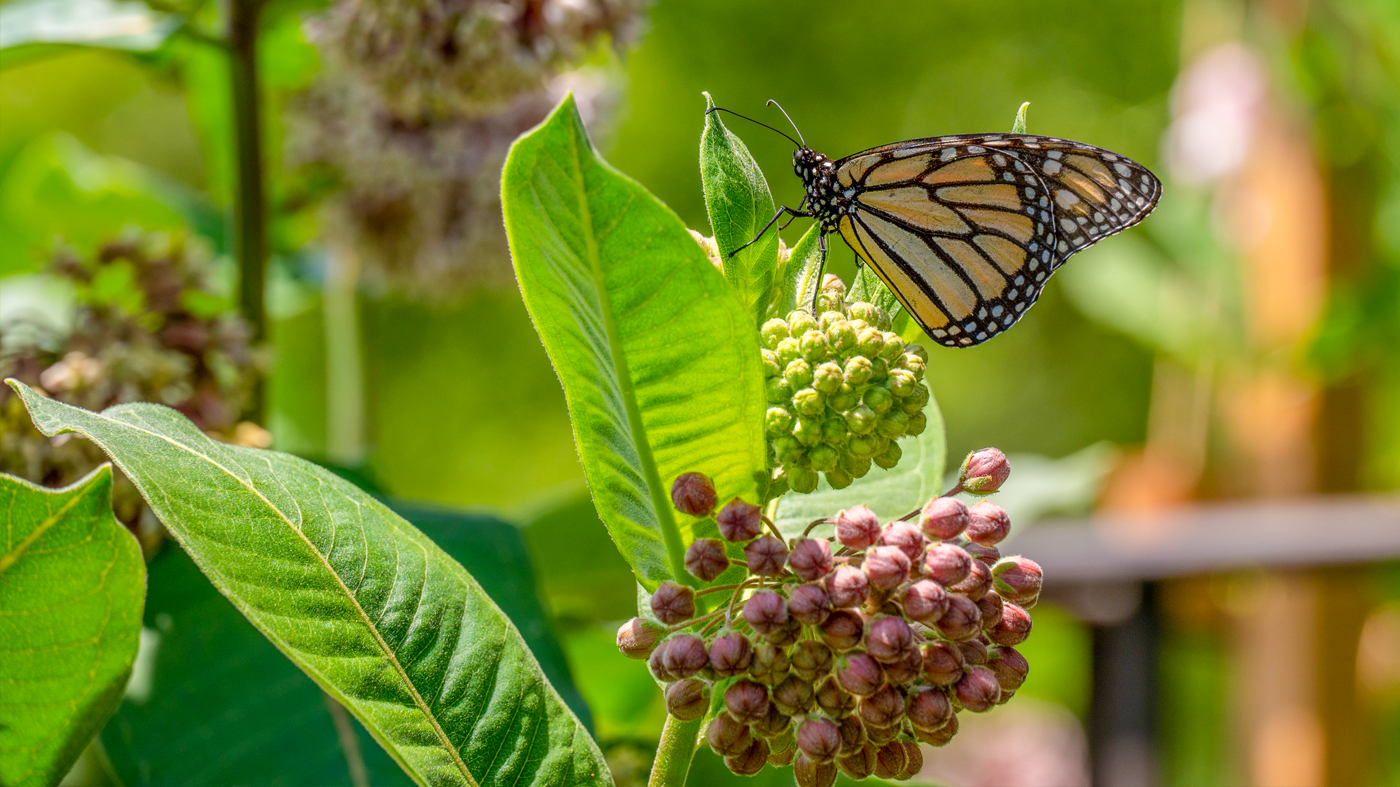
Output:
[830,133,1160,346]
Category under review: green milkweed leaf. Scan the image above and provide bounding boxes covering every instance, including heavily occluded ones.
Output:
[6,380,609,787]
[777,224,824,317]
[0,466,144,787]
[502,95,768,590]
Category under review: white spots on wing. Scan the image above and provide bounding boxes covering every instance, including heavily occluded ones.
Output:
[1059,217,1078,233]
[1110,198,1122,211]
[1041,159,1062,175]
[1014,301,1026,312]
[978,307,989,319]
[940,148,958,162]
[843,188,856,198]
[1047,150,1062,160]
[993,154,1007,166]
[967,145,986,154]
[1114,162,1132,177]
[1024,186,1037,198]
[1118,178,1134,193]
[1034,270,1047,281]
[964,321,976,331]
[1003,172,1015,182]
[992,304,1004,317]
[1055,189,1080,207]
[976,331,988,341]
[1014,275,1025,285]
[1057,240,1069,253]
[1093,211,1105,223]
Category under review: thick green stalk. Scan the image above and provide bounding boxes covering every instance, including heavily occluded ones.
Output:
[648,715,701,787]
[229,0,267,420]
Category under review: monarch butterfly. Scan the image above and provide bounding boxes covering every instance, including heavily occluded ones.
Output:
[720,103,1162,348]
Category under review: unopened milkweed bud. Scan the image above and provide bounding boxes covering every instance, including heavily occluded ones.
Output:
[872,740,908,779]
[794,752,838,787]
[616,617,666,659]
[921,641,966,686]
[835,504,882,549]
[791,640,836,681]
[884,643,924,684]
[816,675,858,717]
[797,718,842,763]
[684,538,729,582]
[989,601,1033,647]
[913,714,959,746]
[903,579,949,624]
[650,581,696,624]
[789,538,834,581]
[750,642,790,685]
[959,447,1011,494]
[717,498,764,541]
[951,558,993,601]
[825,564,871,608]
[936,594,983,641]
[923,543,973,586]
[726,738,770,776]
[906,686,953,731]
[820,609,865,651]
[964,541,1001,564]
[708,712,754,757]
[978,592,1005,632]
[864,546,911,591]
[865,616,914,664]
[724,679,771,724]
[966,500,1011,546]
[671,472,717,516]
[879,521,926,561]
[858,684,905,728]
[837,652,884,696]
[665,679,709,720]
[838,743,878,779]
[897,741,924,780]
[920,496,969,541]
[648,640,674,681]
[745,535,789,576]
[993,556,1043,606]
[662,633,709,679]
[955,665,1002,711]
[989,646,1030,694]
[743,590,789,636]
[708,631,754,677]
[788,583,833,626]
[773,674,816,715]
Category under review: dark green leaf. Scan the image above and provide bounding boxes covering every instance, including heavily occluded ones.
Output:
[7,381,609,787]
[0,466,144,787]
[700,92,781,321]
[501,94,767,590]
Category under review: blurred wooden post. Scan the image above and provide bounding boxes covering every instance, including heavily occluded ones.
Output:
[229,0,267,421]
[1089,583,1160,787]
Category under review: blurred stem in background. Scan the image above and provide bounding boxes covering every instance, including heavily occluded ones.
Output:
[324,243,366,465]
[229,0,267,422]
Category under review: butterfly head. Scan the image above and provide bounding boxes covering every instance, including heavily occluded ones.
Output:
[794,148,844,232]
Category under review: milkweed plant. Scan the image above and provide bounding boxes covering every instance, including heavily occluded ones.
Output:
[0,93,1041,787]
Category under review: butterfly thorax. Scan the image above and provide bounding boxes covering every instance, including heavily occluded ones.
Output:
[794,149,848,234]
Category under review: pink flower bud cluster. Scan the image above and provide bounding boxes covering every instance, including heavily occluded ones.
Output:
[618,464,1041,784]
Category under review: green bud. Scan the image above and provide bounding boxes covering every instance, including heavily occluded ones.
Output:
[843,356,873,386]
[774,435,804,462]
[816,291,845,315]
[788,311,819,336]
[879,332,904,362]
[785,359,815,390]
[776,337,802,368]
[793,415,823,446]
[793,387,826,416]
[855,328,884,357]
[877,409,909,438]
[848,302,880,324]
[847,435,877,458]
[906,411,928,437]
[873,440,903,469]
[821,417,848,444]
[827,320,857,355]
[826,468,854,490]
[761,350,781,378]
[907,343,929,363]
[901,385,929,414]
[766,377,793,404]
[845,405,877,435]
[761,319,791,349]
[800,331,830,362]
[766,406,796,435]
[875,307,893,331]
[897,352,926,376]
[809,444,839,472]
[818,311,843,331]
[870,357,890,383]
[813,362,843,395]
[790,466,820,494]
[887,369,918,398]
[863,386,894,414]
[829,383,860,412]
[839,453,873,479]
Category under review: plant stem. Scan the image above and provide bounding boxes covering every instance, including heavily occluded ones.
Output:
[229,0,267,420]
[648,714,701,787]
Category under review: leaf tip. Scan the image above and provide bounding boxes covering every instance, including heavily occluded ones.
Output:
[1012,102,1030,134]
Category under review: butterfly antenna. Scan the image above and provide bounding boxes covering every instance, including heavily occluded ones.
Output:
[766,100,806,148]
[706,106,803,149]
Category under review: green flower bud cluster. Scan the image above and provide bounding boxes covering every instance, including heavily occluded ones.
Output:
[760,281,931,494]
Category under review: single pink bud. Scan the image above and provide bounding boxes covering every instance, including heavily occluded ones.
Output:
[766,616,802,647]
[708,712,754,757]
[906,686,953,730]
[749,642,791,686]
[709,632,753,677]
[989,646,1029,694]
[820,609,865,651]
[825,564,870,608]
[837,652,884,696]
[896,740,924,780]
[725,738,770,776]
[648,640,674,681]
[665,679,709,720]
[866,719,901,744]
[872,740,908,779]
[671,472,717,516]
[745,535,789,576]
[661,633,709,678]
[773,674,816,715]
[951,558,993,601]
[977,592,1004,632]
[964,541,1001,564]
[902,579,948,624]
[879,521,925,561]
[865,616,913,664]
[724,679,771,724]
[993,556,1043,606]
[794,752,838,787]
[957,638,988,666]
[838,714,866,753]
[787,583,833,626]
[685,538,730,582]
[863,546,911,591]
[616,617,666,658]
[920,496,969,540]
[816,675,857,717]
[913,713,959,746]
[753,700,791,737]
[743,590,789,635]
[768,743,796,767]
[966,500,1011,546]
[989,601,1033,646]
[922,543,973,586]
[959,447,1011,494]
[935,593,983,640]
[835,505,881,549]
[798,718,842,763]
[955,665,1002,711]
[837,742,877,779]
[650,581,696,624]
[789,538,834,581]
[717,498,764,542]
[921,641,966,686]
[858,684,905,728]
[883,643,923,684]
[791,640,836,682]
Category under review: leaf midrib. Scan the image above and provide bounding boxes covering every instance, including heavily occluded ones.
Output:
[0,484,92,575]
[63,406,477,787]
[562,121,690,586]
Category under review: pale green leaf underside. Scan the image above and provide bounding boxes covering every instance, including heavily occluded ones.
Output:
[701,92,780,322]
[0,465,144,787]
[849,264,902,319]
[8,381,609,787]
[502,95,768,590]
[775,398,947,536]
[778,224,823,317]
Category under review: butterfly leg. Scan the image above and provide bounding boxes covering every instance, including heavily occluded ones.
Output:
[729,205,813,258]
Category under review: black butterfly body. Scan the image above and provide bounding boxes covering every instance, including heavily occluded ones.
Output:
[782,133,1161,347]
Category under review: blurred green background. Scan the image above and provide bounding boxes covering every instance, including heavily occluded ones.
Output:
[2,0,1398,784]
